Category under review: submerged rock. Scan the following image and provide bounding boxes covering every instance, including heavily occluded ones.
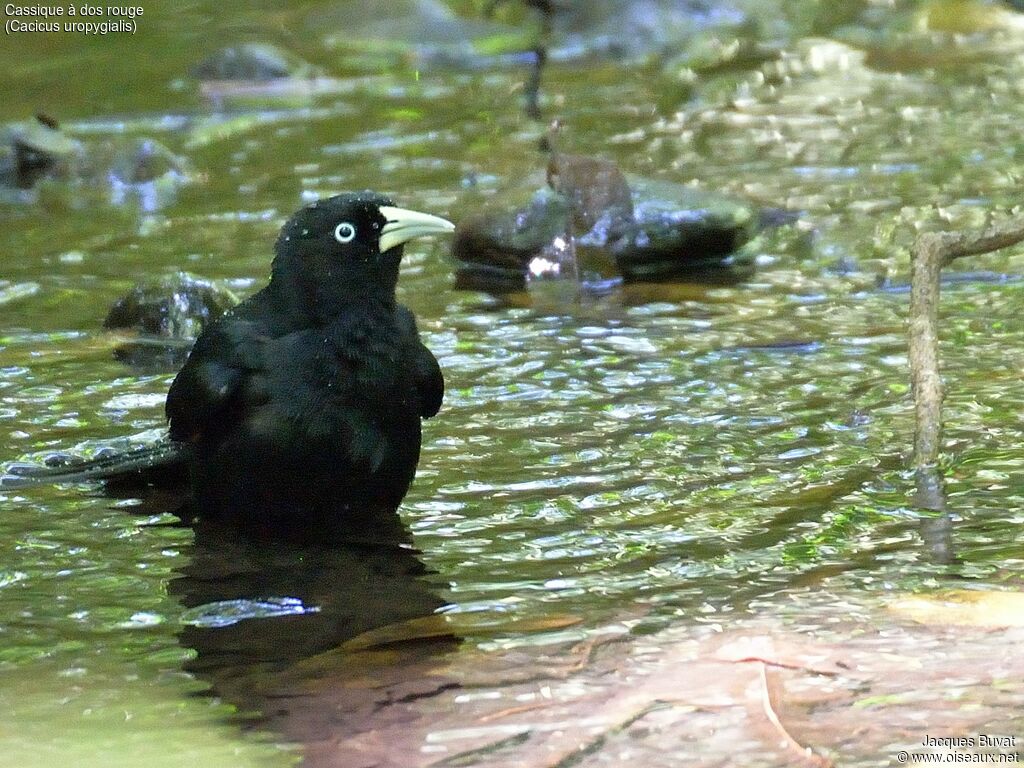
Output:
[307,0,760,75]
[312,0,530,72]
[671,33,782,76]
[190,43,332,107]
[610,192,756,284]
[100,137,192,211]
[833,0,1024,71]
[453,189,576,293]
[107,139,182,184]
[0,115,84,189]
[916,0,1024,34]
[492,0,750,63]
[452,153,758,295]
[485,0,756,114]
[103,273,238,368]
[0,116,193,211]
[192,43,322,82]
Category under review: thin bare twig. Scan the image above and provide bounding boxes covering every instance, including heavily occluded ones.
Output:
[718,654,841,678]
[908,219,1024,470]
[477,701,549,723]
[757,662,833,768]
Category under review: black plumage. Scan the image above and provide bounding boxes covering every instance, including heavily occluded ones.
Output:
[6,192,454,530]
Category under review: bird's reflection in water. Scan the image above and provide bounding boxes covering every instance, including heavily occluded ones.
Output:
[169,511,459,761]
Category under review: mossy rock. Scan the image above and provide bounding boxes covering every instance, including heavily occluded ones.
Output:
[451,158,759,295]
[609,185,757,284]
[104,273,239,368]
[0,116,84,189]
[453,188,574,293]
[192,43,322,81]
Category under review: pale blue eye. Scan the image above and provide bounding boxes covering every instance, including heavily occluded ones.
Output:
[334,222,356,243]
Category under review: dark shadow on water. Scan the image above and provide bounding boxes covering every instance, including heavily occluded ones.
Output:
[169,512,459,764]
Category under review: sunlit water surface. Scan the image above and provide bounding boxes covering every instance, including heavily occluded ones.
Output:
[3,1,1024,765]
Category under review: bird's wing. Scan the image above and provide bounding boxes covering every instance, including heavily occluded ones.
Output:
[397,306,444,419]
[165,315,265,443]
[414,342,444,418]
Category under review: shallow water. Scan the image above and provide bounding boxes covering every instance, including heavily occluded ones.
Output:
[3,1,1024,765]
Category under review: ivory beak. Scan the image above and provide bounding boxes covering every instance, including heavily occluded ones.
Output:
[378,206,455,253]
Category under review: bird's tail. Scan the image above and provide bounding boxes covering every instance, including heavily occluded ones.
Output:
[1,441,187,488]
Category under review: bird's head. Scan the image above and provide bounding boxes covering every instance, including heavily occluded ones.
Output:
[271,192,454,314]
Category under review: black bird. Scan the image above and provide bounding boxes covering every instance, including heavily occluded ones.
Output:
[6,192,455,531]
